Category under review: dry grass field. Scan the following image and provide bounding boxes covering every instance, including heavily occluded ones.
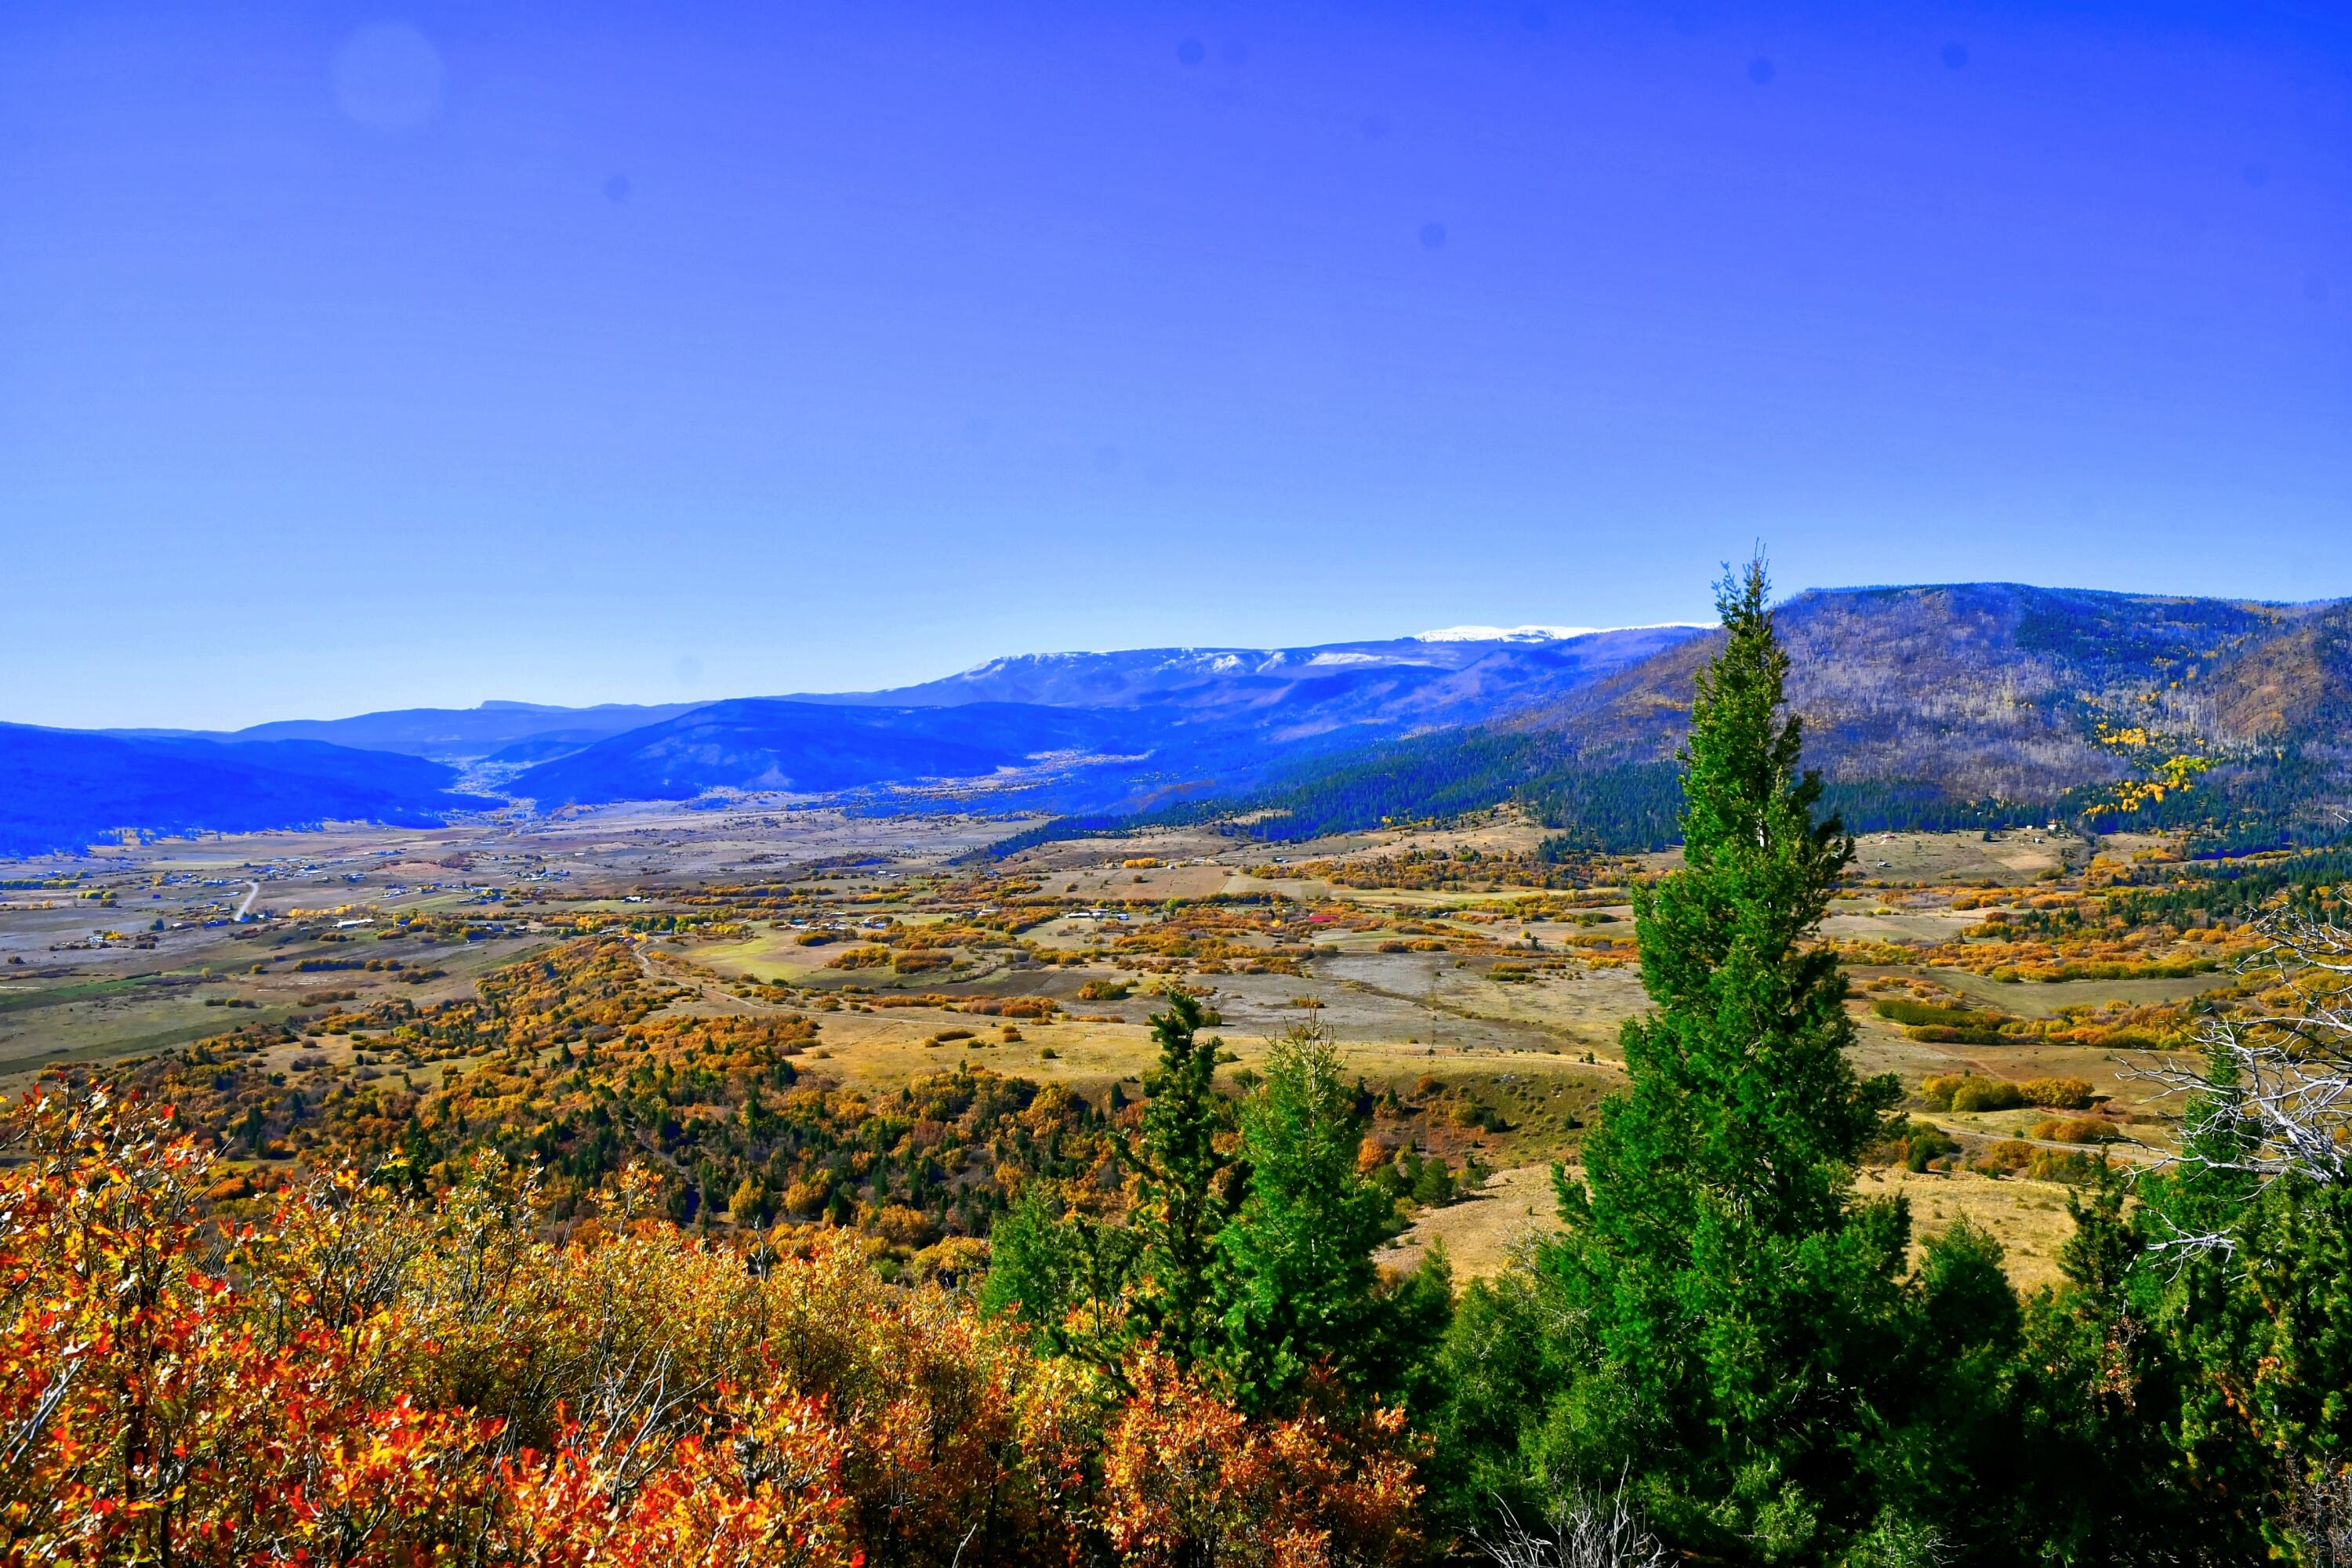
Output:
[2,807,2230,1286]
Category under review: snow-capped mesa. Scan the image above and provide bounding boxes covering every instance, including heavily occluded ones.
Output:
[1414,622,1711,644]
[1414,624,1607,643]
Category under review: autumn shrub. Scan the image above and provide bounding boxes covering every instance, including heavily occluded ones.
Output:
[963,995,1061,1018]
[1449,1099,1504,1131]
[1916,1073,1962,1110]
[2027,1116,2118,1145]
[1950,1076,2026,1112]
[1921,1073,2027,1112]
[2024,1148,2107,1183]
[873,1203,942,1250]
[1972,1138,2038,1175]
[1,1089,1416,1568]
[2018,1076,2094,1110]
[1103,1355,1421,1568]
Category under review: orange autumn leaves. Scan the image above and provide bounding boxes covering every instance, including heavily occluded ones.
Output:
[1105,1359,1421,1568]
[1,1091,1421,1567]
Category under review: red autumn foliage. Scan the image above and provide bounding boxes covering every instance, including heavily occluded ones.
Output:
[0,1090,1421,1566]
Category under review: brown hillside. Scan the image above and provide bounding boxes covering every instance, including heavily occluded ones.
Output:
[1508,583,2348,801]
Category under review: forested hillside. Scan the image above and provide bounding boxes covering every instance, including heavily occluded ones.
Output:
[1234,584,2352,848]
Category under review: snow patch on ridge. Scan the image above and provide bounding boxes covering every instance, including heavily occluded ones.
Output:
[1414,624,1605,643]
[1414,622,1709,643]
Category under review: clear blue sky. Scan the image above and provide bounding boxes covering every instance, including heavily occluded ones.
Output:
[5,1,2347,729]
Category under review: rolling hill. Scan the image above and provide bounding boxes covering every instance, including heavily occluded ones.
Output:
[115,699,704,764]
[794,624,1703,723]
[508,626,1704,807]
[0,725,500,858]
[1229,585,2352,848]
[510,699,1155,804]
[11,588,2347,854]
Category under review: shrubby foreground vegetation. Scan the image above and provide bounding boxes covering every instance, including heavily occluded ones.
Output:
[8,568,2350,1565]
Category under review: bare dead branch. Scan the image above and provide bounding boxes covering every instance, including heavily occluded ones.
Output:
[2118,913,2352,1258]
[1472,1475,1671,1568]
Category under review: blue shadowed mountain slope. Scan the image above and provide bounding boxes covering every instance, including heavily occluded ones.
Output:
[113,699,704,764]
[510,626,1705,804]
[0,725,500,857]
[510,699,1160,804]
[23,590,2343,846]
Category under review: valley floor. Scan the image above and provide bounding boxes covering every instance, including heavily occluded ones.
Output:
[2,800,2231,1287]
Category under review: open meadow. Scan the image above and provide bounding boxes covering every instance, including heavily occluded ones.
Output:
[3,797,2263,1289]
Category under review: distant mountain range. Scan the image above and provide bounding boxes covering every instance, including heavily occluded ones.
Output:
[1523,585,2352,794]
[4,587,2347,858]
[0,727,499,858]
[1232,584,2352,848]
[511,625,1705,808]
[111,699,704,765]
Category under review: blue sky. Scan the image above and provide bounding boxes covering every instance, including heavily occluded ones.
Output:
[4,1,2347,728]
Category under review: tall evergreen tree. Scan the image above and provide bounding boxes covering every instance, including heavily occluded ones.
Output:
[1538,561,1914,1562]
[1592,559,1887,1242]
[1126,989,1236,1367]
[1214,1021,1434,1411]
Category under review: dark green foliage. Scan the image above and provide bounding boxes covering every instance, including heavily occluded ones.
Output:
[2155,1178,2352,1558]
[979,1182,1139,1367]
[1214,1022,1436,1411]
[1234,731,1595,844]
[984,1001,1454,1417]
[1523,762,1687,851]
[966,814,1128,862]
[1125,989,1239,1367]
[2124,1036,2352,1562]
[1236,745,2044,854]
[1904,1126,1957,1171]
[1811,779,2045,836]
[1997,1175,2270,1563]
[2103,839,2352,928]
[1422,1267,1579,1522]
[1368,1147,1461,1208]
[980,1183,1080,1330]
[1584,560,1893,1232]
[1417,564,2218,1563]
[1524,563,1918,1558]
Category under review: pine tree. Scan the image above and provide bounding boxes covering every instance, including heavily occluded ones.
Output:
[1542,560,1909,1561]
[1214,1020,1420,1410]
[1592,559,1886,1242]
[981,1182,1074,1329]
[1127,990,1236,1367]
